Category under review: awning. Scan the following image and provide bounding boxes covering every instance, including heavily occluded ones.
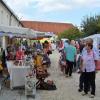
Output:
[0,25,37,38]
[34,31,54,38]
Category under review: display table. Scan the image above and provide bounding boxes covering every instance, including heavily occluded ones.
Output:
[6,61,30,89]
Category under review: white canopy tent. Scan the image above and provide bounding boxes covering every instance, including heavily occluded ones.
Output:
[34,31,55,38]
[83,34,100,49]
[0,25,37,38]
[34,31,46,37]
[0,25,55,49]
[0,25,37,49]
[44,32,55,37]
[83,34,100,59]
[83,34,100,39]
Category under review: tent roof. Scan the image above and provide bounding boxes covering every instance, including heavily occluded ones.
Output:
[0,25,37,38]
[0,25,54,39]
[34,31,54,38]
[84,34,100,39]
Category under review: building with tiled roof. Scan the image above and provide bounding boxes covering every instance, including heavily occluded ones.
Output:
[21,21,74,34]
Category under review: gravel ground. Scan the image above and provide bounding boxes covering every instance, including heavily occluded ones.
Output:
[38,50,100,100]
[0,50,100,100]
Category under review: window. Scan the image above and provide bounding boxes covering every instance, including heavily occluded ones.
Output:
[1,10,3,24]
[7,14,8,18]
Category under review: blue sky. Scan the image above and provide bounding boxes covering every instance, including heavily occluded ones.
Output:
[5,0,100,26]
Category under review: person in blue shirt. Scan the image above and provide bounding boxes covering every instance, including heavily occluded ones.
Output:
[36,41,43,50]
[64,40,77,77]
[64,40,69,48]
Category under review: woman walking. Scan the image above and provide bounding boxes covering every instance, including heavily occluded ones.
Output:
[80,42,98,98]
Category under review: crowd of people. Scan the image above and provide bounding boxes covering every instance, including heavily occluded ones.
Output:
[0,40,57,90]
[58,38,99,98]
[0,38,99,98]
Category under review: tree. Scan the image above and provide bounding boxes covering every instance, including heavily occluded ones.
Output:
[58,27,83,40]
[81,15,100,36]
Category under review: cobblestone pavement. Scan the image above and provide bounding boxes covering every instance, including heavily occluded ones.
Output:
[0,50,100,100]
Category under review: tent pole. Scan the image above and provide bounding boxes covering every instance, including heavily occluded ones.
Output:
[2,36,6,50]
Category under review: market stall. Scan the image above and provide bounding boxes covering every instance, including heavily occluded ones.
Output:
[0,25,37,49]
[0,25,56,96]
[6,61,30,89]
[0,25,37,37]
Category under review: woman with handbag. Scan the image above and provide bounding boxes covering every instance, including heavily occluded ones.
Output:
[80,42,99,98]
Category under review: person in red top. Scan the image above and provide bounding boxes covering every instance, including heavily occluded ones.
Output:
[16,48,24,60]
[43,41,52,55]
[58,40,64,52]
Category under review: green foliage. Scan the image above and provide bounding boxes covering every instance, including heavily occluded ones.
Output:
[58,27,83,40]
[81,15,100,36]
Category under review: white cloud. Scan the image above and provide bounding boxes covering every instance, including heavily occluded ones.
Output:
[4,0,34,14]
[5,0,100,12]
[35,1,72,12]
[72,0,100,7]
[4,0,100,20]
[4,0,34,19]
[5,0,33,7]
[73,0,87,4]
[35,0,71,12]
[33,0,100,12]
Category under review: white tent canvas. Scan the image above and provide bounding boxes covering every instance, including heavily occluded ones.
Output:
[0,25,37,38]
[83,34,100,59]
[83,34,100,50]
[84,34,100,39]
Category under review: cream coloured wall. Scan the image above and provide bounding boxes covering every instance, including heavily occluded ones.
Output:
[0,2,22,27]
[0,2,22,49]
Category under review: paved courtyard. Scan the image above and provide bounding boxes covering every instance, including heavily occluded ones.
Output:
[0,50,100,100]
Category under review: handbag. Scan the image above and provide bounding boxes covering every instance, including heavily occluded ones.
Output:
[47,50,52,54]
[0,61,3,71]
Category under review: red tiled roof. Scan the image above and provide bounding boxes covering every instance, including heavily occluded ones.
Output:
[21,21,74,34]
